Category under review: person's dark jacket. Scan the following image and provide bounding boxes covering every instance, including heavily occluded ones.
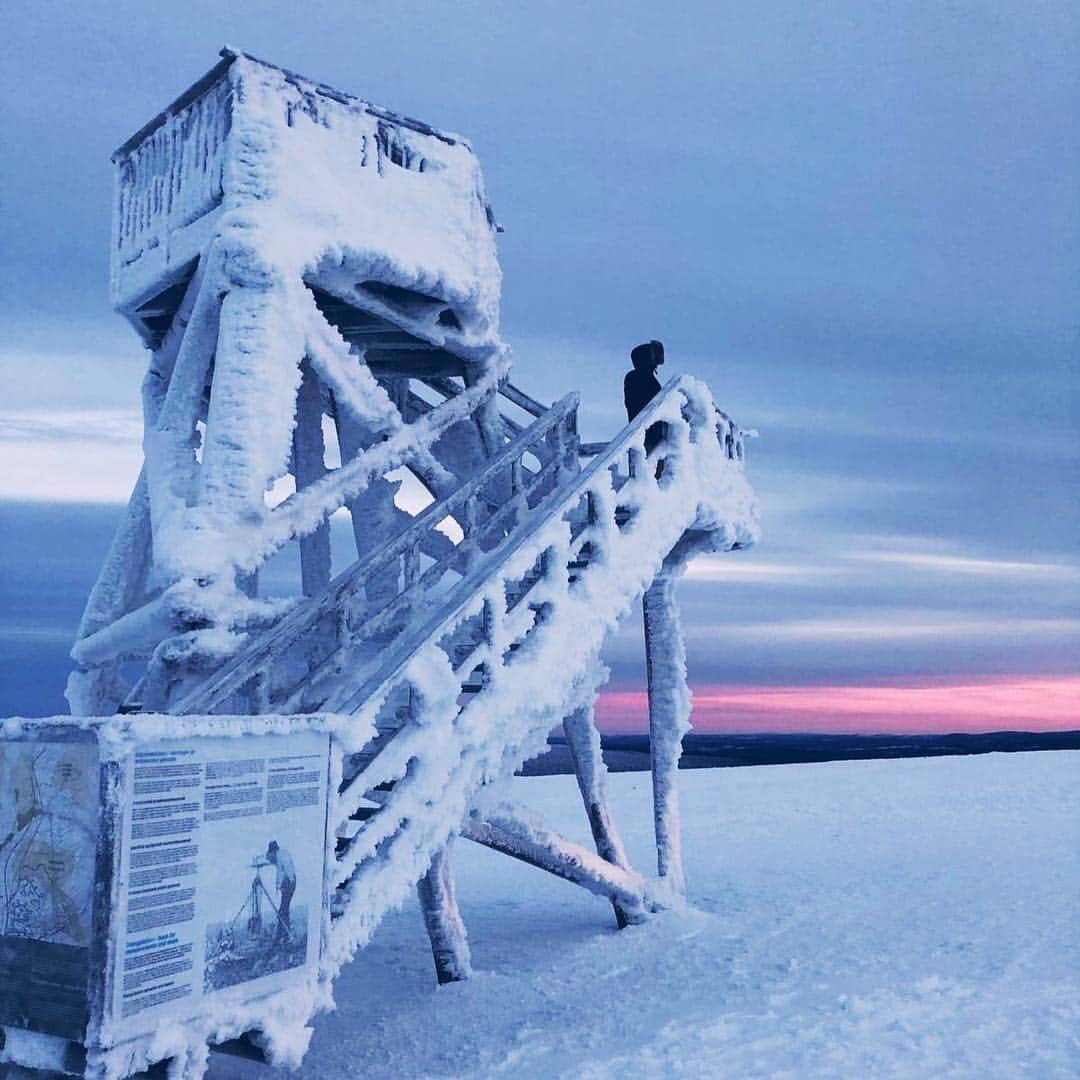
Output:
[624,367,662,423]
[624,341,665,454]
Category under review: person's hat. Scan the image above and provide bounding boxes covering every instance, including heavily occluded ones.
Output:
[630,340,665,369]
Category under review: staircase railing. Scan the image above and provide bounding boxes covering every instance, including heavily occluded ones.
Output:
[326,376,753,962]
[174,393,581,716]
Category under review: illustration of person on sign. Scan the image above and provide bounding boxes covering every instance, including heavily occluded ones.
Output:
[265,840,296,944]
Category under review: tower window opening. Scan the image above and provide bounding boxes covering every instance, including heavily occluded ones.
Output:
[376,122,425,173]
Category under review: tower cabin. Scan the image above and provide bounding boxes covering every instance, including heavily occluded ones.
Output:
[113,47,502,377]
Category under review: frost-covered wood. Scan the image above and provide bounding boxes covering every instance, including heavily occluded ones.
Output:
[292,362,332,596]
[111,50,502,350]
[71,48,518,718]
[563,703,642,927]
[462,804,663,913]
[643,572,692,893]
[170,395,579,716]
[63,49,761,1076]
[324,376,755,974]
[416,843,472,984]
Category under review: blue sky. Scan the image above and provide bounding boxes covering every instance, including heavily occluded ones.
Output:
[1,2,1077,720]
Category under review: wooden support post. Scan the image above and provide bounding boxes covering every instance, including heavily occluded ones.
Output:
[642,572,692,894]
[416,843,471,985]
[144,271,223,555]
[293,361,332,597]
[333,397,401,610]
[563,705,639,928]
[464,361,503,459]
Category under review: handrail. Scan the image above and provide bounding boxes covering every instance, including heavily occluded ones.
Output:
[328,375,754,921]
[416,376,546,436]
[498,381,547,417]
[175,394,580,714]
[579,377,748,463]
[420,375,547,419]
[329,376,725,719]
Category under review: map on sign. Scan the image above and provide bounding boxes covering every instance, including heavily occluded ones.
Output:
[0,741,98,948]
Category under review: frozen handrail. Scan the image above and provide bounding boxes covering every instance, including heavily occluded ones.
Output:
[174,394,580,715]
[327,375,756,963]
[581,389,750,463]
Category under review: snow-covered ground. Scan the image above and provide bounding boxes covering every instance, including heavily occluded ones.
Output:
[214,751,1079,1078]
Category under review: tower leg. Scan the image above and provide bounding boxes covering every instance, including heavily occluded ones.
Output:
[563,705,643,927]
[642,573,692,894]
[293,361,331,596]
[417,842,471,984]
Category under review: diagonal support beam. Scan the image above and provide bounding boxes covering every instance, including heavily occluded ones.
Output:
[462,804,658,917]
[68,261,212,716]
[563,704,640,928]
[143,257,225,569]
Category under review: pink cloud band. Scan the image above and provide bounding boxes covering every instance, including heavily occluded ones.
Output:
[595,676,1080,734]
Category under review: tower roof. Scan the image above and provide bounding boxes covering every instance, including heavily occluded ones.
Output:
[113,47,466,162]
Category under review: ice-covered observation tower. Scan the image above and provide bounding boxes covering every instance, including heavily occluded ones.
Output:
[69,45,757,1023]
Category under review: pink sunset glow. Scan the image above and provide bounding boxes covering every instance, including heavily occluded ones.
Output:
[595,676,1080,734]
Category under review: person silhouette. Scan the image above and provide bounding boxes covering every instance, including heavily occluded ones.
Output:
[266,840,296,945]
[624,339,666,454]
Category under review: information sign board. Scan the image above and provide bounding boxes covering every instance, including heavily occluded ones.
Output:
[107,731,331,1042]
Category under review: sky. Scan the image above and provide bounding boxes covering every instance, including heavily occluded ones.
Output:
[1,1,1078,730]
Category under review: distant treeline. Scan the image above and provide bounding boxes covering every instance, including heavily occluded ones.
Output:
[522,730,1080,776]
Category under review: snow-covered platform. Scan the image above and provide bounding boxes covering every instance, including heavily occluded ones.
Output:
[276,750,1080,1079]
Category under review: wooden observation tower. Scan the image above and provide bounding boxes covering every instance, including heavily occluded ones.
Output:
[69,49,759,1005]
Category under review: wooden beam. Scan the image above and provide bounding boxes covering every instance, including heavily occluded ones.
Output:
[461,806,655,916]
[416,843,471,985]
[499,381,548,418]
[642,572,691,894]
[144,262,223,559]
[364,349,466,379]
[293,362,332,597]
[465,362,503,459]
[563,705,641,928]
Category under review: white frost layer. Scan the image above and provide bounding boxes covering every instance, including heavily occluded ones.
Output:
[326,378,757,977]
[77,51,514,716]
[260,751,1080,1080]
[0,712,375,762]
[114,54,503,350]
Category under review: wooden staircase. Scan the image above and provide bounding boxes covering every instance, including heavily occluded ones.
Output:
[170,375,756,980]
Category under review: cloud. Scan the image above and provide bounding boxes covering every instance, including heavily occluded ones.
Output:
[0,409,141,503]
[685,560,816,583]
[684,539,1080,590]
[596,676,1080,734]
[0,347,144,411]
[0,409,141,444]
[708,613,1080,643]
[853,551,1080,581]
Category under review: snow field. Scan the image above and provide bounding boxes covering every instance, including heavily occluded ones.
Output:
[242,750,1080,1079]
